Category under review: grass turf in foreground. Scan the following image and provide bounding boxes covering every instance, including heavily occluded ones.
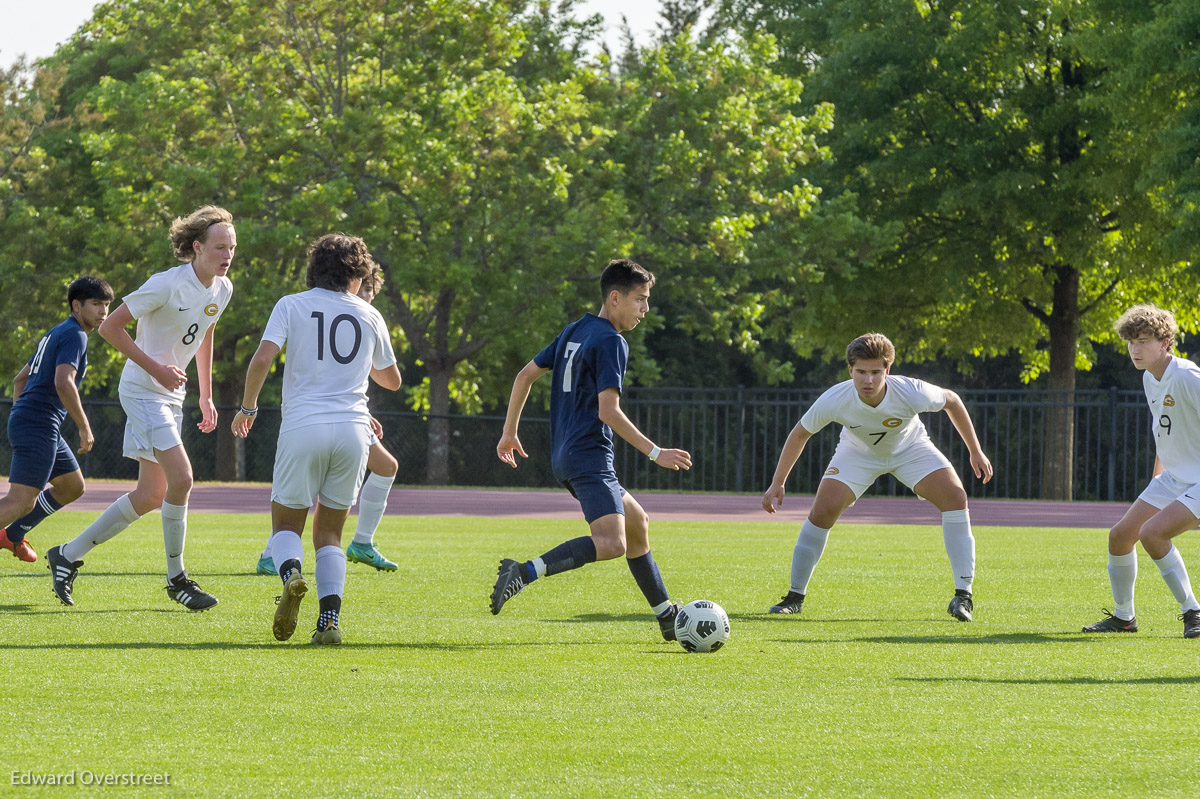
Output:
[1,512,1198,798]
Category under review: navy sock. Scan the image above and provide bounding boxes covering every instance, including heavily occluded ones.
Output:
[539,536,598,578]
[8,489,64,541]
[627,551,669,608]
[278,558,302,584]
[318,594,341,631]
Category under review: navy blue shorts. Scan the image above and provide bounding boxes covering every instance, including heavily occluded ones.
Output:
[6,410,78,488]
[562,471,626,523]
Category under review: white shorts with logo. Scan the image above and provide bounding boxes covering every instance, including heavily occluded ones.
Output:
[120,391,184,462]
[271,422,372,511]
[1137,471,1200,517]
[821,438,953,499]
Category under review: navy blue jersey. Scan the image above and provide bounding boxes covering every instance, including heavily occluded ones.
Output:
[12,316,89,426]
[534,314,628,480]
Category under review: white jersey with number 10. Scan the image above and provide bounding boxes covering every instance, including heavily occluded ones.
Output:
[262,287,397,435]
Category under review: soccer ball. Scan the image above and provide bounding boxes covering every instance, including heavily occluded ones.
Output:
[674,600,730,653]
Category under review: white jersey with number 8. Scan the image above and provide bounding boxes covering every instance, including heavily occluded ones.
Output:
[119,263,234,400]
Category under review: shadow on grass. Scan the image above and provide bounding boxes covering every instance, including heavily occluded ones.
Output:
[545,613,663,624]
[0,640,606,651]
[728,613,913,624]
[850,633,1090,645]
[3,607,178,616]
[896,675,1200,686]
[1,572,263,579]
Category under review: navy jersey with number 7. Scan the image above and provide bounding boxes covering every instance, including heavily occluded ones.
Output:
[533,313,628,481]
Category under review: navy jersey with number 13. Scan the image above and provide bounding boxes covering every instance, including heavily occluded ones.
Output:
[534,313,628,481]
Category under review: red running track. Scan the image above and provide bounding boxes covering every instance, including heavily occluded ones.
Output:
[1,479,1127,529]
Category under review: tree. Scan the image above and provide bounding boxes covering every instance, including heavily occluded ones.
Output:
[730,0,1200,498]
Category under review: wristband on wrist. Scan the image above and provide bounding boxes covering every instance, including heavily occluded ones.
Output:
[648,445,661,462]
[239,405,258,417]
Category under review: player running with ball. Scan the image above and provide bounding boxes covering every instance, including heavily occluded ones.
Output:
[492,259,692,641]
[762,333,992,621]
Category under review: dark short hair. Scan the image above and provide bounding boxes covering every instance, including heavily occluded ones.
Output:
[846,333,896,368]
[306,233,375,292]
[600,258,655,301]
[68,276,115,308]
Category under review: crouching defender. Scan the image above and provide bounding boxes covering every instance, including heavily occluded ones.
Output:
[233,234,400,645]
[762,333,992,621]
[492,259,692,641]
[1082,305,1200,638]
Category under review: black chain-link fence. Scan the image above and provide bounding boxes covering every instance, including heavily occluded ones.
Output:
[1,387,1156,501]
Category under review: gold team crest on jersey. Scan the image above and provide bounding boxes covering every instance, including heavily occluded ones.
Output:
[824,466,840,475]
[1163,394,1176,407]
[204,303,219,316]
[882,417,903,427]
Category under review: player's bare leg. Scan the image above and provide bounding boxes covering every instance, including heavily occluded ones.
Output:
[1139,501,1200,638]
[771,477,856,615]
[913,468,976,621]
[346,442,399,571]
[620,492,679,640]
[1083,500,1156,633]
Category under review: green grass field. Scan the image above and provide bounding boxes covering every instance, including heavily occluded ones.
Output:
[2,510,1199,798]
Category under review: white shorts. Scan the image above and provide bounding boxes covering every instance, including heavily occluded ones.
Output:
[821,439,953,499]
[271,422,372,511]
[1138,471,1200,517]
[120,392,184,462]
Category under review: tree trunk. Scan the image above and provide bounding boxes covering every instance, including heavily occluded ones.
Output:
[1041,266,1079,501]
[426,367,452,485]
[214,375,244,481]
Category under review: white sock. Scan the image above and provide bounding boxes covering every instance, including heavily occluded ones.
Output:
[271,531,305,577]
[261,531,274,560]
[789,520,830,594]
[1154,545,1200,613]
[62,494,140,562]
[162,501,188,580]
[942,509,975,593]
[315,545,346,600]
[353,472,394,545]
[531,557,547,579]
[1108,551,1138,620]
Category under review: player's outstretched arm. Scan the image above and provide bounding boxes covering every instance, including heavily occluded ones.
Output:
[763,421,813,513]
[99,304,187,392]
[942,390,993,484]
[597,388,692,472]
[195,324,218,433]
[54,363,94,454]
[497,360,549,468]
[231,341,280,439]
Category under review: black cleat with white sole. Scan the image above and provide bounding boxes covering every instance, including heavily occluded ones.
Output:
[1081,609,1137,633]
[768,591,805,615]
[166,573,219,611]
[490,558,526,615]
[47,545,82,606]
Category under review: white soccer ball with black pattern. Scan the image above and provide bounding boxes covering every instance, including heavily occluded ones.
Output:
[674,600,730,653]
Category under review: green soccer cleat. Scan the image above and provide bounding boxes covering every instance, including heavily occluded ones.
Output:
[346,541,398,571]
[255,555,276,576]
[311,623,343,646]
[273,572,309,642]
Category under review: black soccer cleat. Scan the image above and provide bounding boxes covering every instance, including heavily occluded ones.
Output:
[166,573,219,611]
[947,590,973,622]
[1081,609,1138,633]
[1180,609,1200,639]
[657,602,681,642]
[490,558,526,615]
[47,545,82,606]
[768,591,805,615]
